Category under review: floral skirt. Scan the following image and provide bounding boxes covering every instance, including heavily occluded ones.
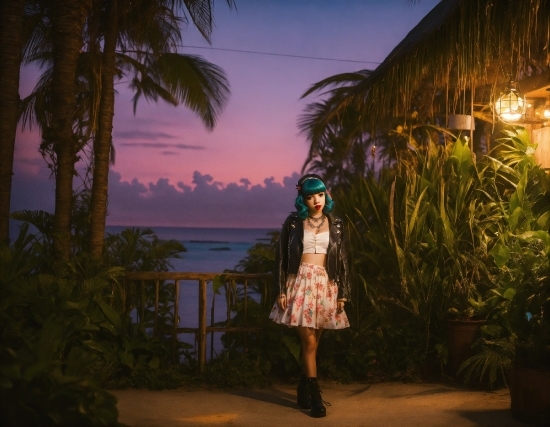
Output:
[269,262,350,330]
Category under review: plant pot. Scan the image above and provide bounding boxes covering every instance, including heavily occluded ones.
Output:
[508,366,550,426]
[448,114,475,131]
[446,319,484,374]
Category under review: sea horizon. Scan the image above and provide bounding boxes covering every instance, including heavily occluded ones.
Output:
[105,225,277,273]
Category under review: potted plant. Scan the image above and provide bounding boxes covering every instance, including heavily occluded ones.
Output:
[445,256,491,375]
[446,302,486,375]
[459,232,550,424]
[502,233,550,425]
[457,127,549,425]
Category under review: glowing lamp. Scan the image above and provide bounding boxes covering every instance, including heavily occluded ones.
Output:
[494,81,526,122]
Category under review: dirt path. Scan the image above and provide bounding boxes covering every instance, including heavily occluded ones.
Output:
[113,381,531,427]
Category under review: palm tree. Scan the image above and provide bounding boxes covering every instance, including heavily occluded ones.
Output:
[87,0,235,259]
[298,70,371,186]
[87,0,119,259]
[20,0,234,259]
[49,0,92,261]
[0,0,26,245]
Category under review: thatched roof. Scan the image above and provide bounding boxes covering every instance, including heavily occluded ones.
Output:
[346,0,550,126]
[369,0,460,82]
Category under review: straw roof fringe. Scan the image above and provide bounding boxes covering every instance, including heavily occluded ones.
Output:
[343,0,550,127]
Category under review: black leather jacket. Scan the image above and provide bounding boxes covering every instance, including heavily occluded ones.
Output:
[274,212,351,301]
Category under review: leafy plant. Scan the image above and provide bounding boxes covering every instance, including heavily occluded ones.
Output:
[1,207,194,424]
[458,127,550,387]
[0,227,121,426]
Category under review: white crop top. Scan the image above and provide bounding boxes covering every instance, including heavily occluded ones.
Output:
[303,230,329,254]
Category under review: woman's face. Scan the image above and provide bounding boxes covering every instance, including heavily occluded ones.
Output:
[304,192,325,215]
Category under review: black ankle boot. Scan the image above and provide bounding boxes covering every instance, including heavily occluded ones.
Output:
[307,377,329,418]
[297,374,311,409]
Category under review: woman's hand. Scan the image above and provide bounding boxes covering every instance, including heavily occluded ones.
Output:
[277,294,288,310]
[337,300,345,313]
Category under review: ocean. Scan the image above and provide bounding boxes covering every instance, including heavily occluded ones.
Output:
[106,226,275,273]
[106,226,277,358]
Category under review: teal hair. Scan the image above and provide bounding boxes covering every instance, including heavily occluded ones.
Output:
[294,176,334,219]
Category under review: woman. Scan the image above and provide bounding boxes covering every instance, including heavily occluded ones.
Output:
[269,173,350,418]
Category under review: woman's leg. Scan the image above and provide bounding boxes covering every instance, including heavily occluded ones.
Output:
[297,326,320,377]
[297,326,327,417]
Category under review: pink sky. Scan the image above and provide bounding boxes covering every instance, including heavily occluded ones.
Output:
[12,0,440,229]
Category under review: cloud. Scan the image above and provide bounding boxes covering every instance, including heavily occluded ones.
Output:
[114,130,176,140]
[107,170,301,228]
[10,159,301,230]
[119,142,205,150]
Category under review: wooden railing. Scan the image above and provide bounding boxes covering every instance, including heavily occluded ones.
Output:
[124,271,272,372]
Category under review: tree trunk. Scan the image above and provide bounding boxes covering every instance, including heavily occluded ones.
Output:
[50,0,89,262]
[0,0,25,245]
[89,0,118,259]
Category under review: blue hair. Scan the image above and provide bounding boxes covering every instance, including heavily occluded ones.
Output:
[294,176,334,219]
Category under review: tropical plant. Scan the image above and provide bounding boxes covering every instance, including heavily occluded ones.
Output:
[299,70,372,187]
[458,127,550,387]
[333,126,521,377]
[0,226,122,426]
[235,231,277,274]
[13,205,187,343]
[105,227,185,272]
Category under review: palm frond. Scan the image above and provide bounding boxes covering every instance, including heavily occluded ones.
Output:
[19,66,53,131]
[174,0,236,44]
[300,70,371,99]
[152,53,230,128]
[457,338,514,388]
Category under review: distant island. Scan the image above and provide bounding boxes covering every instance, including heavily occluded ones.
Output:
[190,240,229,243]
[209,247,231,251]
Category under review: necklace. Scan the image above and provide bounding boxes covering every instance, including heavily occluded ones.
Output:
[306,215,326,232]
[308,215,324,223]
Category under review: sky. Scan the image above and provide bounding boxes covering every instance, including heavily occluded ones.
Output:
[11,0,440,231]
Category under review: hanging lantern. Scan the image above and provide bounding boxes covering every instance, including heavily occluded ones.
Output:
[494,81,526,122]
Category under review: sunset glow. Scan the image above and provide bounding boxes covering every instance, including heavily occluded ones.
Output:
[12,0,440,229]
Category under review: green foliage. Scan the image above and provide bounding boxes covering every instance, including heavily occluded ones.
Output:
[455,127,550,387]
[105,227,186,272]
[1,212,192,424]
[327,126,549,384]
[235,231,278,275]
[105,364,189,390]
[457,337,514,388]
[334,135,496,377]
[0,227,121,426]
[199,352,273,388]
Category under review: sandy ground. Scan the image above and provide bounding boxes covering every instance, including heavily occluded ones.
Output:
[112,381,533,427]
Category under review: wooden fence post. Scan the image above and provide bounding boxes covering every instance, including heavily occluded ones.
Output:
[198,279,207,372]
[173,279,180,361]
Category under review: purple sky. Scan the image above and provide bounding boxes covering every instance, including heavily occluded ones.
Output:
[11,0,439,230]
